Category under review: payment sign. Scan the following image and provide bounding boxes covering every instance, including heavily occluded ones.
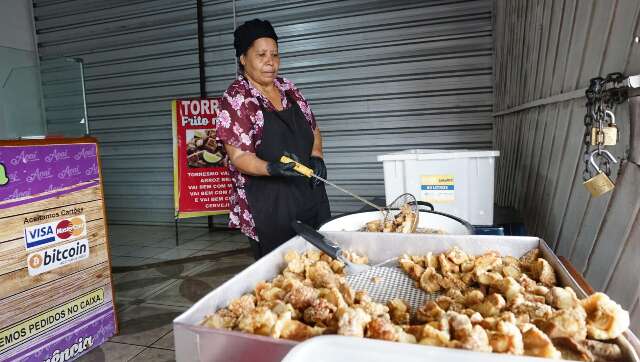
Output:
[27,239,90,276]
[24,215,87,251]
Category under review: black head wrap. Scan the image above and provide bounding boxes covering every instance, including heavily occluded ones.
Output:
[233,19,278,58]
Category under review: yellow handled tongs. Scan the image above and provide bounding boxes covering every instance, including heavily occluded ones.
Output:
[279,156,384,212]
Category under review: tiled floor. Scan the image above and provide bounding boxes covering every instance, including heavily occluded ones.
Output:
[107,225,248,267]
[77,224,254,361]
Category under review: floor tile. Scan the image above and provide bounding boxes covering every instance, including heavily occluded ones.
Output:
[109,303,185,346]
[111,256,149,268]
[114,273,180,301]
[175,239,216,250]
[146,255,253,307]
[151,331,174,350]
[185,230,238,242]
[125,246,173,258]
[153,248,199,260]
[109,245,140,257]
[76,341,145,361]
[129,347,176,361]
[204,240,248,252]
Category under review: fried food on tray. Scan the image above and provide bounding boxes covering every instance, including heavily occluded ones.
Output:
[582,293,630,340]
[201,247,631,360]
[363,204,424,233]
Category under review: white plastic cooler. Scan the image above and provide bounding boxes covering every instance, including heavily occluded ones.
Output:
[377,149,500,225]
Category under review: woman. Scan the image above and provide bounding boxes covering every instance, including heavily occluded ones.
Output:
[217,19,331,259]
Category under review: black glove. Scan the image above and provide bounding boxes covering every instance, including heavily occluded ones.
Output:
[309,156,327,188]
[266,161,300,177]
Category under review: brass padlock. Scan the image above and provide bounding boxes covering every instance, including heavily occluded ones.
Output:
[583,150,617,197]
[590,127,605,145]
[602,110,618,146]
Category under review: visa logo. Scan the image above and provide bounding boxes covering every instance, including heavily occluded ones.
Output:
[25,226,55,248]
[24,215,86,251]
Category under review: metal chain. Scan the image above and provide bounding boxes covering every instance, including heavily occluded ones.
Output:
[582,73,624,180]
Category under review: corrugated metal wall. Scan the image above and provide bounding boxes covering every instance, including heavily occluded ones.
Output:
[34,0,201,224]
[34,0,494,224]
[207,0,495,215]
[493,0,640,332]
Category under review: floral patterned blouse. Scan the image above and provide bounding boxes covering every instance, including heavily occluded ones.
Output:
[217,75,317,240]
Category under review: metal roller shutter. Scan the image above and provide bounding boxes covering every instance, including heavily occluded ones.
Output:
[206,0,494,215]
[34,0,493,224]
[34,0,200,224]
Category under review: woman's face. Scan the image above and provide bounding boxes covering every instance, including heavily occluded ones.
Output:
[240,37,280,88]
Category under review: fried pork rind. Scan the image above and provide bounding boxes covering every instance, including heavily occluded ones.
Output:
[202,308,236,329]
[228,294,256,317]
[552,337,594,362]
[519,248,540,268]
[489,320,524,355]
[279,319,325,341]
[303,298,337,326]
[307,260,339,289]
[236,306,278,336]
[446,246,469,265]
[285,283,319,310]
[439,253,460,273]
[419,267,442,293]
[366,317,397,341]
[416,301,446,323]
[521,323,562,359]
[399,256,425,281]
[341,250,368,264]
[387,299,410,325]
[472,293,506,318]
[531,258,557,286]
[583,339,624,361]
[255,282,286,302]
[582,292,630,340]
[205,246,631,361]
[447,311,492,352]
[536,307,588,340]
[337,307,372,337]
[417,324,451,347]
[546,287,580,310]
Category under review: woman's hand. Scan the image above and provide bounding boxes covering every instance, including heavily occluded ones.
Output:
[266,161,299,177]
[224,144,300,177]
[309,156,326,187]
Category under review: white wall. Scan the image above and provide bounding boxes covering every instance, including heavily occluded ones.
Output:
[0,0,45,139]
[0,0,37,51]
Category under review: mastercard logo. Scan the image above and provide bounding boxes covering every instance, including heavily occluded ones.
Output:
[55,217,85,240]
[29,254,43,268]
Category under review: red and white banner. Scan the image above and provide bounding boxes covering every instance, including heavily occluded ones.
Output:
[171,99,233,218]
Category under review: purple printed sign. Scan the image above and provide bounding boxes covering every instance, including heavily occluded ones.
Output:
[0,144,99,205]
[4,307,116,362]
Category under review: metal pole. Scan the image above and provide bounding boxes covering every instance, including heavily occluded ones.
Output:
[78,59,89,135]
[629,95,640,165]
[175,218,180,247]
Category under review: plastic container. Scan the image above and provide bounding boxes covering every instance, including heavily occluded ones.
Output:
[282,335,545,362]
[377,149,500,225]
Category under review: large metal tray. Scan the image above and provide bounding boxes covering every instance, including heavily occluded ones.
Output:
[173,232,640,362]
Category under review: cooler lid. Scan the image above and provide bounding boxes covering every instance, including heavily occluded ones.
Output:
[377,149,500,161]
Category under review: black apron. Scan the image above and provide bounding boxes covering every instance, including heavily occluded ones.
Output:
[245,92,331,257]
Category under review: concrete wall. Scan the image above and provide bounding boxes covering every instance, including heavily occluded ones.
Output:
[0,0,45,139]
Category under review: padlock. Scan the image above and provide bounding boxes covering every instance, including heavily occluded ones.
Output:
[590,128,605,145]
[590,114,606,145]
[602,110,618,146]
[582,150,617,197]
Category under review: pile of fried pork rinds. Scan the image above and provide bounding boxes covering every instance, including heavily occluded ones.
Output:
[202,247,630,361]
